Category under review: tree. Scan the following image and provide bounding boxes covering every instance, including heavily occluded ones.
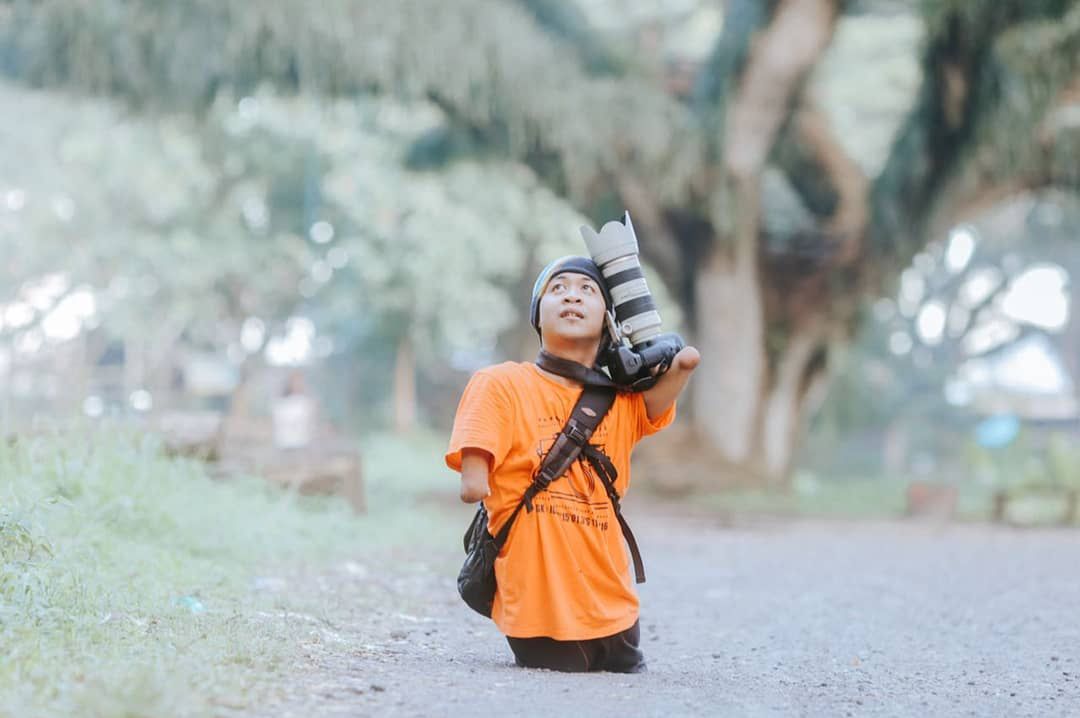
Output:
[0,79,588,428]
[3,0,1078,481]
[810,189,1080,476]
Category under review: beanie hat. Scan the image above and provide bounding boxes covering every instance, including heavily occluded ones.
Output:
[529,255,611,336]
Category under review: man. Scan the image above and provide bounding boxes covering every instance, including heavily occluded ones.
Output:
[445,255,699,673]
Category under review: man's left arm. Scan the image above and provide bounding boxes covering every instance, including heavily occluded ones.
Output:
[643,346,700,421]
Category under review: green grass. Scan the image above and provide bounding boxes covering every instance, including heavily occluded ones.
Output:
[696,479,906,519]
[692,473,1000,522]
[0,426,460,718]
[697,479,1080,527]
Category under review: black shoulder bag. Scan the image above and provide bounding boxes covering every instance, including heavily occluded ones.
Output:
[457,356,646,617]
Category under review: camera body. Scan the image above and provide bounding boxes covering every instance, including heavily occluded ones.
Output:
[580,212,685,391]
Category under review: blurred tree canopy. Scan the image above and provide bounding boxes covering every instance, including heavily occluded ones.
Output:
[1,0,1078,481]
[0,81,587,426]
[809,188,1080,474]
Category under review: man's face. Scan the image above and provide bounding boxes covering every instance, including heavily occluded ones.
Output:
[537,272,607,343]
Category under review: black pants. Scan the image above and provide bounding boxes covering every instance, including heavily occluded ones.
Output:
[506,620,645,673]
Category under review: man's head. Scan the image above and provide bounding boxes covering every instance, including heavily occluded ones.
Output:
[530,256,611,346]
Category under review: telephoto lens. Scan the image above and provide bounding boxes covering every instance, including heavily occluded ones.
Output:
[579,212,662,347]
[580,212,684,391]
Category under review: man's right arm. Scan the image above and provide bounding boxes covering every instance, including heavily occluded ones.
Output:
[459,448,492,503]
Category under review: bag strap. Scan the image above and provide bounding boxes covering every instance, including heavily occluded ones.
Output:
[582,444,646,584]
[521,384,616,512]
[492,381,615,549]
[491,500,527,548]
[493,379,646,585]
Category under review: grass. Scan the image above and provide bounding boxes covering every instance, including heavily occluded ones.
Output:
[694,478,908,519]
[696,477,1080,526]
[0,425,461,718]
[689,472,1001,522]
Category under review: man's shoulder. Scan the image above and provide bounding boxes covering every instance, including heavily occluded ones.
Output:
[473,361,533,387]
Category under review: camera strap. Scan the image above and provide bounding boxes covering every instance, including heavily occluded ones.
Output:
[488,384,614,550]
[522,384,616,512]
[535,349,617,388]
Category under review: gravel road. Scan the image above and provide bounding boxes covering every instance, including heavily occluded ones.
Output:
[259,505,1080,717]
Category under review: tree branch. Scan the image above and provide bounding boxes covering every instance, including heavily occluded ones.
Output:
[513,0,624,76]
[718,0,840,272]
[722,0,840,184]
[790,99,870,265]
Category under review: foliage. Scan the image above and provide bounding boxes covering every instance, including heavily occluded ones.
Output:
[806,187,1080,476]
[0,78,594,387]
[1046,432,1080,490]
[953,1,1080,192]
[967,429,1080,492]
[0,0,703,206]
[871,0,1080,265]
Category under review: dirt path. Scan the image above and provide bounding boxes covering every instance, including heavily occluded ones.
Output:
[256,505,1080,717]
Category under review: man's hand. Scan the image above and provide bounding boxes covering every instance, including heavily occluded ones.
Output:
[642,346,700,421]
[460,448,492,503]
[672,345,701,372]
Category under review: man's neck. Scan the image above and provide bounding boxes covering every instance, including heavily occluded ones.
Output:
[536,340,600,388]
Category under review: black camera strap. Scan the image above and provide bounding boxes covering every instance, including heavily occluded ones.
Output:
[491,375,646,584]
[535,349,617,389]
[521,384,616,512]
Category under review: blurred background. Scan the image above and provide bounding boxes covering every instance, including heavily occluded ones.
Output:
[3,2,1080,714]
[1,0,1079,521]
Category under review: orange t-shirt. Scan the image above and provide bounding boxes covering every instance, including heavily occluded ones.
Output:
[445,361,675,640]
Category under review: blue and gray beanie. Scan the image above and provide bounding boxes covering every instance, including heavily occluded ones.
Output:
[529,255,611,336]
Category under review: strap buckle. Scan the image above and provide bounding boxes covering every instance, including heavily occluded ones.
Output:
[565,419,590,445]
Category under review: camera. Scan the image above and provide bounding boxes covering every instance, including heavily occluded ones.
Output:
[580,212,685,391]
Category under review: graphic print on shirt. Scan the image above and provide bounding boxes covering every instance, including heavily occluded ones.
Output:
[533,415,611,532]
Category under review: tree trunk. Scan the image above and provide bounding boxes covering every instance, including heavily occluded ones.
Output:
[691,238,765,467]
[687,0,839,480]
[122,335,141,409]
[393,333,416,434]
[1064,268,1080,412]
[759,320,827,483]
